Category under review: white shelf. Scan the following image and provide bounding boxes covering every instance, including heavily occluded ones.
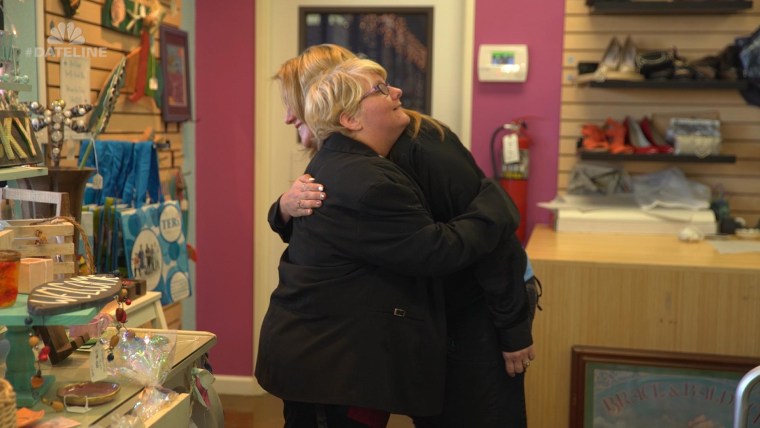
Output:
[0,82,32,92]
[0,166,47,182]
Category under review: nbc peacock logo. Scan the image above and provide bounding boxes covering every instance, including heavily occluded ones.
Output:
[48,22,85,45]
[29,21,106,58]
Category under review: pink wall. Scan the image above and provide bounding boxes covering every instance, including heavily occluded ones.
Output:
[470,0,564,240]
[195,2,255,375]
[195,0,563,377]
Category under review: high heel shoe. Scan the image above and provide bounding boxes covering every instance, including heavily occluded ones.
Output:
[639,116,674,154]
[625,116,658,154]
[598,37,623,75]
[607,36,645,81]
[575,37,622,84]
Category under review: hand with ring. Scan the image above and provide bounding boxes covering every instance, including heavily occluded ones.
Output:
[502,344,536,377]
[278,174,327,223]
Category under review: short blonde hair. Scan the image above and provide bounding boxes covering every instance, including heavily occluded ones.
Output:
[275,44,446,150]
[304,58,388,148]
[274,44,356,126]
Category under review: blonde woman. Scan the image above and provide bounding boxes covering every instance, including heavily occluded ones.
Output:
[256,58,520,427]
[267,46,535,428]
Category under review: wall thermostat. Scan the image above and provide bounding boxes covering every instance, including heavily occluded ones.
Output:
[478,44,528,82]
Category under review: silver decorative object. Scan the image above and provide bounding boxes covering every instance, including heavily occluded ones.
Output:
[24,99,92,167]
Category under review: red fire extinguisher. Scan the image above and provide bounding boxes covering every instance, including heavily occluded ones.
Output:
[490,120,531,243]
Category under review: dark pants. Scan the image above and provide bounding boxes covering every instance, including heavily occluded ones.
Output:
[283,400,390,428]
[414,300,528,428]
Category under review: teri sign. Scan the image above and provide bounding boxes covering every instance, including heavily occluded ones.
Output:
[0,111,44,168]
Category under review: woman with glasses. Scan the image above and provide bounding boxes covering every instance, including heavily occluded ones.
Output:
[256,58,519,427]
[266,44,535,428]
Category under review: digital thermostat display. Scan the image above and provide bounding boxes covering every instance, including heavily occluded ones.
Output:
[491,51,515,65]
[478,44,528,82]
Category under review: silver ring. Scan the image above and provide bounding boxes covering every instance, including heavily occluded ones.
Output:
[302,183,307,192]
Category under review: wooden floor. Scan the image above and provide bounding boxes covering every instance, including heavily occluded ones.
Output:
[220,394,414,428]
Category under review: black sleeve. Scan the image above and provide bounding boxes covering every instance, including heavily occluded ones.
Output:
[475,235,532,351]
[267,197,293,243]
[353,178,512,277]
[402,128,531,350]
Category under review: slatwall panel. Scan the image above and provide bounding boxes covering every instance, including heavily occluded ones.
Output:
[43,0,184,192]
[561,0,760,227]
[42,0,186,327]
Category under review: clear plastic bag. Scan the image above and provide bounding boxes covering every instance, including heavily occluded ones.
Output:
[632,168,710,211]
[101,330,178,426]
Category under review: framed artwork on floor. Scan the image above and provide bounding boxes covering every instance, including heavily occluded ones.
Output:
[570,346,760,428]
[159,25,192,122]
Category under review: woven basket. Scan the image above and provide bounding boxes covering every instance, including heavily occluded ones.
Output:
[0,378,16,428]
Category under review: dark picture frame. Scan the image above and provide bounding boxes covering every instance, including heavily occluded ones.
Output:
[299,7,433,114]
[159,25,191,122]
[570,346,760,427]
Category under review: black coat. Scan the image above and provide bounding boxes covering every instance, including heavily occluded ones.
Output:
[389,123,532,351]
[255,132,514,416]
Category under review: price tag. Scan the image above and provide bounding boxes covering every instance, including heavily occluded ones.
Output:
[502,134,520,165]
[149,77,159,91]
[92,173,104,190]
[89,342,107,382]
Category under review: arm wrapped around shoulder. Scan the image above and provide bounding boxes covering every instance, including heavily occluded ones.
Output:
[267,198,293,243]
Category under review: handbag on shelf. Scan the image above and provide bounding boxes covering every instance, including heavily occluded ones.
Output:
[666,118,722,158]
[636,49,676,78]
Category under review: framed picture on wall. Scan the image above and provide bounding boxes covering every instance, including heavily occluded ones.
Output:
[159,25,192,122]
[299,7,433,114]
[570,346,760,428]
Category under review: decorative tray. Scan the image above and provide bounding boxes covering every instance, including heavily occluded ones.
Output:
[57,381,121,406]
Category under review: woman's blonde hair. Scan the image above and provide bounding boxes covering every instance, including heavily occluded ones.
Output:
[304,58,389,148]
[274,44,356,126]
[276,44,446,150]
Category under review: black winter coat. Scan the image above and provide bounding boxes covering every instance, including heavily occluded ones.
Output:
[255,132,513,416]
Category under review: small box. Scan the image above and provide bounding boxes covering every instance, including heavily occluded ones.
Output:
[3,219,75,276]
[121,278,147,299]
[19,258,54,293]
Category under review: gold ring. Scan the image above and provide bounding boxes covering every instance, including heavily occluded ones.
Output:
[297,200,303,209]
[523,360,531,368]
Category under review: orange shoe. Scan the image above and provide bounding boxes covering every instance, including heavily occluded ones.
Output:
[605,118,633,154]
[581,124,609,151]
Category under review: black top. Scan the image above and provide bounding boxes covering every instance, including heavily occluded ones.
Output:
[256,132,514,415]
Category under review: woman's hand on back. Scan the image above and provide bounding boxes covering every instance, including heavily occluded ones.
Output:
[279,174,327,222]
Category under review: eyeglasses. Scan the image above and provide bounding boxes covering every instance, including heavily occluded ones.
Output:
[360,82,390,102]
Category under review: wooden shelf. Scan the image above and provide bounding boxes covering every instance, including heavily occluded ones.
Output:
[586,0,753,14]
[588,79,748,90]
[579,152,737,163]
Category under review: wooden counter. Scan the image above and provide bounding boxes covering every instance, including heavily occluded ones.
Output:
[525,225,760,428]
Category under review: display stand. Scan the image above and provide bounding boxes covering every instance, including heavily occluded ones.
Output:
[0,294,100,407]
